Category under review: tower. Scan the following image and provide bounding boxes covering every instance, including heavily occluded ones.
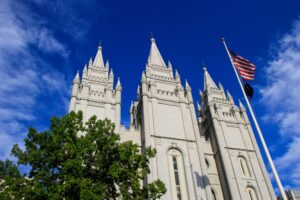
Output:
[69,44,122,133]
[67,38,276,200]
[131,38,212,199]
[198,68,276,199]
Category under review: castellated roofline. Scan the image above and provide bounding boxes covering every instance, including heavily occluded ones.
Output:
[70,40,242,112]
[70,40,241,114]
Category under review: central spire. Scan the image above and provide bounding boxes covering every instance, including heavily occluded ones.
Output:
[203,67,217,91]
[147,37,166,67]
[93,43,105,68]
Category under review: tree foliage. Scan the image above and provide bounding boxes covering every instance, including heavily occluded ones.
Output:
[0,111,166,199]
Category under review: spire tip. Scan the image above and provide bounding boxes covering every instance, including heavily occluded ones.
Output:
[202,63,207,71]
[150,32,155,43]
[98,40,102,49]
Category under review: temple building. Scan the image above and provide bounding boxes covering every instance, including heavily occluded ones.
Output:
[69,38,276,200]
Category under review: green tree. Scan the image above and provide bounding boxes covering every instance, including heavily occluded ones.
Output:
[0,111,166,199]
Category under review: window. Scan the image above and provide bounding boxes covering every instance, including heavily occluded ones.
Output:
[205,158,210,169]
[239,156,251,177]
[247,186,258,200]
[168,148,188,200]
[172,156,182,200]
[211,189,217,200]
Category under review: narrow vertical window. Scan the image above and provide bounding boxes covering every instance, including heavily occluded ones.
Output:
[239,156,251,177]
[205,158,210,169]
[240,159,246,175]
[173,156,181,200]
[247,187,258,200]
[168,149,188,200]
[212,189,217,200]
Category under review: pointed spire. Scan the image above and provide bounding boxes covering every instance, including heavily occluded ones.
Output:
[130,101,134,111]
[168,60,174,78]
[117,77,121,85]
[147,37,166,67]
[73,70,80,84]
[83,64,87,73]
[168,60,173,69]
[175,69,181,82]
[109,68,114,79]
[227,90,232,98]
[137,85,140,95]
[239,99,245,108]
[142,71,146,80]
[88,57,93,68]
[227,90,234,103]
[199,90,204,100]
[75,70,79,79]
[197,101,201,111]
[203,67,217,91]
[116,77,122,91]
[82,64,88,79]
[93,43,105,68]
[105,60,110,69]
[185,79,191,90]
[218,82,224,91]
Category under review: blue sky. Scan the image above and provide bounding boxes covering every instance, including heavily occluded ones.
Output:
[1,0,300,193]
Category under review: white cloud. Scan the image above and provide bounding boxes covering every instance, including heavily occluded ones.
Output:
[0,0,111,161]
[33,28,69,56]
[28,0,111,41]
[260,17,300,187]
[0,0,69,160]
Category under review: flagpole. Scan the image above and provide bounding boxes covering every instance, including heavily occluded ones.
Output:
[221,38,287,200]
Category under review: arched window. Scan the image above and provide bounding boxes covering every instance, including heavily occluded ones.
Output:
[211,188,217,200]
[168,148,188,200]
[238,156,251,177]
[247,186,258,200]
[205,158,210,169]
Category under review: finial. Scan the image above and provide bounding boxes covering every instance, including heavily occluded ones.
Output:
[116,77,122,91]
[109,68,114,79]
[185,80,191,92]
[83,64,87,72]
[73,70,80,84]
[218,82,223,90]
[75,70,79,79]
[168,60,172,68]
[150,32,155,43]
[82,65,87,79]
[89,57,93,67]
[175,69,180,77]
[142,71,146,79]
[116,77,121,86]
[227,90,233,102]
[105,60,110,69]
[130,101,134,110]
[185,79,190,88]
[202,62,207,71]
[238,99,245,108]
[197,101,201,110]
[98,40,102,49]
[199,90,203,98]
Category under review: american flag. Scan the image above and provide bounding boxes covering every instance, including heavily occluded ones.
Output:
[229,49,256,80]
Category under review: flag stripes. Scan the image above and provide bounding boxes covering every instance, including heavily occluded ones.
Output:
[229,49,256,80]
